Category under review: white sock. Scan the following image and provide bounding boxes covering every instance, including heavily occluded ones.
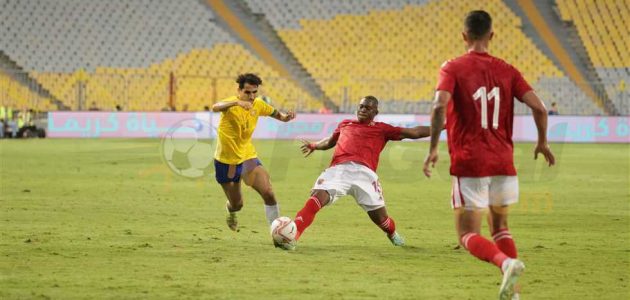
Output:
[264,204,280,224]
[501,258,513,273]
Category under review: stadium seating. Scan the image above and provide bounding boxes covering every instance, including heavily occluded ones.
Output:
[0,0,622,115]
[0,70,55,112]
[31,44,319,112]
[246,0,602,114]
[0,0,232,73]
[0,0,318,112]
[556,0,630,115]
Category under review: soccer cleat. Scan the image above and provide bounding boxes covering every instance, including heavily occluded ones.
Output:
[511,284,521,300]
[226,212,239,231]
[511,293,520,300]
[388,232,405,246]
[499,259,525,300]
[225,205,239,232]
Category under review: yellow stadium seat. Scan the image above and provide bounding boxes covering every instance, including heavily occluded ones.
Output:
[277,0,566,106]
[557,0,629,68]
[30,43,321,111]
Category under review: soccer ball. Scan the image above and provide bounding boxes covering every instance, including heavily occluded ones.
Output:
[270,216,297,249]
[160,119,214,179]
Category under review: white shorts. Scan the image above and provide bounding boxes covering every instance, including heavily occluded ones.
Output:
[451,176,519,210]
[312,162,385,211]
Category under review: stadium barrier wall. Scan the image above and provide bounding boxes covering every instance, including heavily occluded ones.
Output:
[47,112,629,143]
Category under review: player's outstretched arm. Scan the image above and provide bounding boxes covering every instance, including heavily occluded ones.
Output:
[521,91,555,166]
[423,90,450,178]
[271,110,296,122]
[400,126,431,139]
[212,100,252,112]
[299,135,338,157]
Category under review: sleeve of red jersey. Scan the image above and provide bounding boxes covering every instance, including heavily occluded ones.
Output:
[382,123,404,141]
[331,120,348,140]
[435,61,456,94]
[512,67,533,101]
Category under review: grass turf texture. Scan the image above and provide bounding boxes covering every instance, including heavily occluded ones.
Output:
[1,139,628,299]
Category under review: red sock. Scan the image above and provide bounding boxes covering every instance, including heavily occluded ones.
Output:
[294,196,322,240]
[461,233,509,269]
[492,228,517,258]
[377,217,396,237]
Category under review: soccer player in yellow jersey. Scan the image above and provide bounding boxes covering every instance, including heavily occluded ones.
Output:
[212,73,296,232]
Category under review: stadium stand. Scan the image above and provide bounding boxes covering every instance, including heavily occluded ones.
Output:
[246,0,604,115]
[556,0,630,115]
[0,0,318,111]
[0,49,57,112]
[0,0,621,115]
[0,70,56,112]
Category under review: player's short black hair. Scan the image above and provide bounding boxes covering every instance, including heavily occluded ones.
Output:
[236,73,262,89]
[464,10,492,40]
[362,95,379,106]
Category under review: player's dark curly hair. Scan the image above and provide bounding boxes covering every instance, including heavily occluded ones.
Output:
[236,73,263,89]
[464,10,492,40]
[363,95,379,106]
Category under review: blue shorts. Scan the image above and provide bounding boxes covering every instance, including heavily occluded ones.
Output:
[214,158,262,184]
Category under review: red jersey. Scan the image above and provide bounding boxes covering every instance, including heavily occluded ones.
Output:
[330,119,403,172]
[436,51,533,177]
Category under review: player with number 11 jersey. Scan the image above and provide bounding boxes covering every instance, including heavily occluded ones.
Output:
[437,50,533,177]
[423,10,555,300]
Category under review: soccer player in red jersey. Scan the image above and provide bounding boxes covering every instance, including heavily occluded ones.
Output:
[291,95,430,249]
[422,11,555,300]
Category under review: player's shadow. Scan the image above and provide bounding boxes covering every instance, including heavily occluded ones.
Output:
[399,244,424,252]
[291,243,428,256]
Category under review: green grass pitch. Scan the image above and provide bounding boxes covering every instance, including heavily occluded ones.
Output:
[1,139,628,299]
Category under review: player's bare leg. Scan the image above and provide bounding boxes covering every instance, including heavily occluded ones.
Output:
[312,190,330,205]
[293,189,329,240]
[244,165,276,205]
[453,209,463,248]
[456,208,524,300]
[367,207,404,246]
[244,165,279,224]
[455,208,483,237]
[220,181,243,231]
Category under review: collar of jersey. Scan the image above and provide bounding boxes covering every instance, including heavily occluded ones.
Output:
[352,120,375,126]
[467,50,490,56]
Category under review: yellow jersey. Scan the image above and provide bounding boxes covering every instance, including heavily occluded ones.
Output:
[214,96,276,164]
